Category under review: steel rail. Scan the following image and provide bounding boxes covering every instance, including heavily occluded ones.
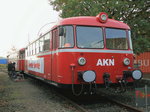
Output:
[105,97,143,112]
[98,90,143,112]
[54,91,89,112]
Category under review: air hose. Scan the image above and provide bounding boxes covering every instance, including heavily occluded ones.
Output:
[71,66,83,96]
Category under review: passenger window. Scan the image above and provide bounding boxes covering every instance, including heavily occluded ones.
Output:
[33,43,35,55]
[25,48,28,57]
[28,46,30,56]
[36,40,39,54]
[26,47,29,56]
[39,37,44,52]
[50,32,52,50]
[30,45,32,55]
[52,30,58,50]
[43,33,50,51]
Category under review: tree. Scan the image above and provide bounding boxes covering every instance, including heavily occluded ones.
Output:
[50,0,150,54]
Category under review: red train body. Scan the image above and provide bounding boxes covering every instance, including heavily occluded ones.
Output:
[16,12,142,95]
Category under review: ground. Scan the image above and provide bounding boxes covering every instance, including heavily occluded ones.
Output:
[0,69,149,112]
[0,71,77,112]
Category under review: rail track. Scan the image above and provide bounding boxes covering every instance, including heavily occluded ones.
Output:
[25,75,144,112]
[54,90,88,112]
[57,89,144,112]
[97,90,144,112]
[107,97,143,112]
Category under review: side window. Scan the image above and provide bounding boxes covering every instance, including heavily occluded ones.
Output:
[30,45,32,55]
[31,44,33,55]
[128,30,133,50]
[52,29,58,50]
[39,37,44,52]
[25,48,28,57]
[59,26,74,48]
[26,47,28,56]
[33,43,35,55]
[43,33,50,51]
[28,46,29,56]
[36,40,39,54]
[50,32,52,50]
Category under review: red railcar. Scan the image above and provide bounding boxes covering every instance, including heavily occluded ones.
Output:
[20,12,142,95]
[7,48,25,73]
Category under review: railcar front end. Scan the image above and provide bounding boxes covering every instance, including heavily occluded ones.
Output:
[55,13,142,95]
[57,27,142,84]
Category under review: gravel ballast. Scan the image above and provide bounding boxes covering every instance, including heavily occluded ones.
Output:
[0,72,78,112]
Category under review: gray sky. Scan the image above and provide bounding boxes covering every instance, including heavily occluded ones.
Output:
[0,0,59,57]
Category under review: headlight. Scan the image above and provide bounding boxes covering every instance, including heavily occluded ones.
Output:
[123,58,130,66]
[78,57,86,66]
[132,70,143,80]
[96,12,108,23]
[82,71,96,82]
[101,14,107,21]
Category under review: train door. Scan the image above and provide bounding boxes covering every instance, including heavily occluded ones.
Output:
[51,28,58,82]
[46,32,53,80]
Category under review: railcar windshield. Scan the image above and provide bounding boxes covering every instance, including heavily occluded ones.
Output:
[59,25,130,50]
[106,28,128,50]
[76,26,104,48]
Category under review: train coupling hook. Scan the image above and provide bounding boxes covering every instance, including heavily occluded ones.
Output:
[118,79,127,92]
[103,73,111,89]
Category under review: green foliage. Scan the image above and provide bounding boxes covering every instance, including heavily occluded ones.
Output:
[50,0,150,54]
[133,37,150,54]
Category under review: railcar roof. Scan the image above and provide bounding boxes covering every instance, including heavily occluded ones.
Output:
[19,48,25,51]
[56,16,130,30]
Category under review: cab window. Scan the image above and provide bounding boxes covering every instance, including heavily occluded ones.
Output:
[59,26,74,48]
[76,26,104,48]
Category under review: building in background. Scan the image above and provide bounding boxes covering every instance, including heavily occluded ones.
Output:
[0,58,8,69]
[0,58,8,64]
[135,52,150,74]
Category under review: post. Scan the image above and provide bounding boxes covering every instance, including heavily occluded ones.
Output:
[145,85,148,112]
